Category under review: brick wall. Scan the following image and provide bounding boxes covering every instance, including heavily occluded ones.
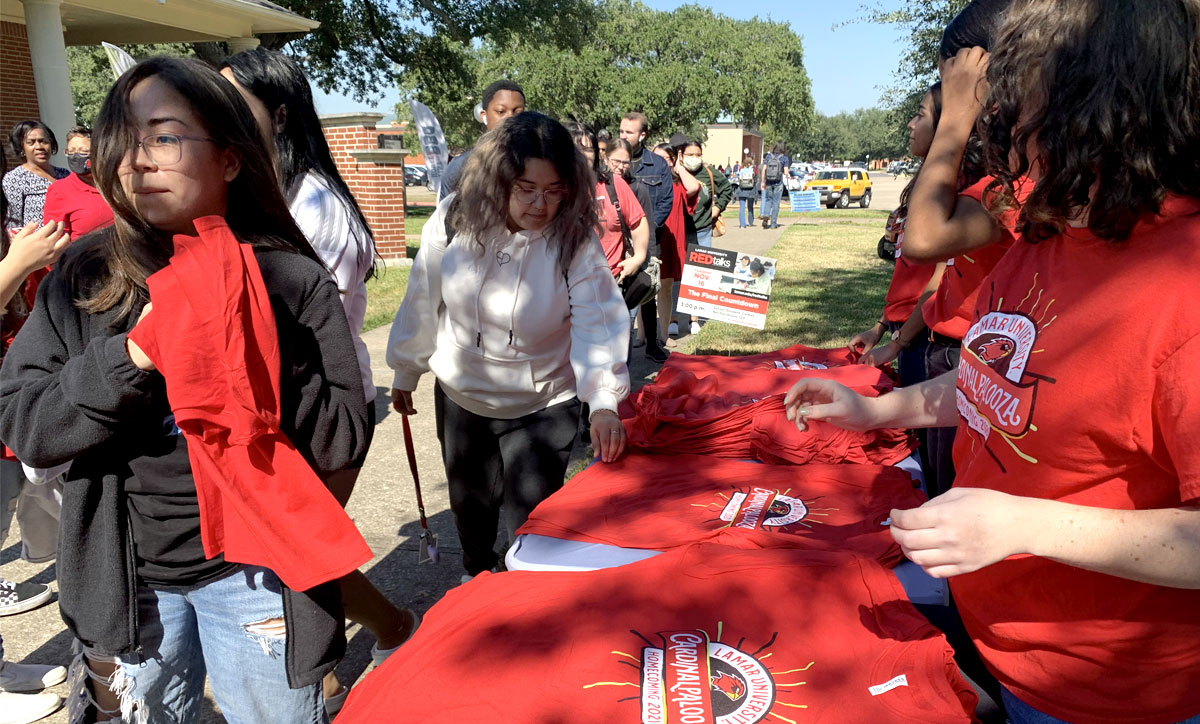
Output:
[322,116,408,261]
[1,22,42,169]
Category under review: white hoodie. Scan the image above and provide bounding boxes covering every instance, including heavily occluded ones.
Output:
[387,195,631,419]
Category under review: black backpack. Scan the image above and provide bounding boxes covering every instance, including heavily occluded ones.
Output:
[763,154,783,184]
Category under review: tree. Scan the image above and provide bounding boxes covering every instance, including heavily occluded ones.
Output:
[853,1,969,124]
[425,0,815,146]
[67,44,196,126]
[791,108,907,163]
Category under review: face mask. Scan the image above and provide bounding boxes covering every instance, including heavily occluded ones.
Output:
[683,156,703,172]
[67,153,91,175]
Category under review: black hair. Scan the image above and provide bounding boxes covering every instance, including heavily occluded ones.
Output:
[740,255,750,262]
[596,128,612,143]
[9,120,58,158]
[897,82,944,218]
[563,120,608,182]
[482,80,525,111]
[939,0,1014,57]
[749,260,766,276]
[66,126,92,142]
[221,47,376,280]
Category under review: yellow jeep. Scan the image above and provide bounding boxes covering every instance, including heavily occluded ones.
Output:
[804,168,873,209]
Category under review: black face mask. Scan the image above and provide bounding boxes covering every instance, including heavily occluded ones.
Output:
[66,153,91,176]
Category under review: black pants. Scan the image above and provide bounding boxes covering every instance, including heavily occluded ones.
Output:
[434,383,581,575]
[924,337,961,498]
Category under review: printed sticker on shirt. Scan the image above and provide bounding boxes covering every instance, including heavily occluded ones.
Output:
[868,674,908,696]
[955,274,1058,469]
[588,626,814,724]
[768,359,828,371]
[705,487,838,532]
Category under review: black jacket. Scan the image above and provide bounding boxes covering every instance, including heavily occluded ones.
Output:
[0,233,370,688]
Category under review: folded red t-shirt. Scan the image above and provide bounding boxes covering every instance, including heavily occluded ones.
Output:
[518,453,924,566]
[749,398,916,467]
[662,342,861,377]
[128,216,370,591]
[338,544,977,723]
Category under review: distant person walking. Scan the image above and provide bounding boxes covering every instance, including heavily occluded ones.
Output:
[734,154,757,227]
[759,142,789,229]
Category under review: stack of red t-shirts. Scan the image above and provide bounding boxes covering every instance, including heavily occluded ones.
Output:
[749,398,916,466]
[517,453,924,566]
[337,544,977,723]
[623,366,907,465]
[663,342,861,376]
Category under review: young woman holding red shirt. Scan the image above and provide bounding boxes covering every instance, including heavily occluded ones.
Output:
[786,2,1200,721]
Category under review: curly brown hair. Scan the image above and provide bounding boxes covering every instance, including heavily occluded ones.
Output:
[982,0,1200,243]
[449,112,598,274]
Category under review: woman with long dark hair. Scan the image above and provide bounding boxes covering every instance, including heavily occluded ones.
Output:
[0,56,370,722]
[387,112,630,583]
[219,47,413,715]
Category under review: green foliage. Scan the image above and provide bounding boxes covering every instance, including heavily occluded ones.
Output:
[67,43,195,126]
[406,0,814,147]
[792,107,907,163]
[852,0,969,126]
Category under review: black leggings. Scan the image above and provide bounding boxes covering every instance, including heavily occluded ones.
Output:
[924,338,961,498]
[434,383,581,575]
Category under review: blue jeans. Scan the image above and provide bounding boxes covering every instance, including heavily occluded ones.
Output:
[695,227,713,248]
[886,321,930,389]
[738,197,755,226]
[1001,687,1200,724]
[85,566,325,724]
[761,184,785,224]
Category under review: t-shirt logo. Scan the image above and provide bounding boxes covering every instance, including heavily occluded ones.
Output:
[956,286,1059,468]
[718,488,811,529]
[768,359,829,371]
[587,627,813,724]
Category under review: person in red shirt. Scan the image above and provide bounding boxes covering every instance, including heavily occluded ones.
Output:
[652,143,698,342]
[849,83,946,388]
[785,2,1200,721]
[41,126,114,240]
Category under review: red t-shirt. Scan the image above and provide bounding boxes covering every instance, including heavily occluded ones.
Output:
[594,176,645,276]
[41,173,114,239]
[921,177,1021,339]
[0,266,48,461]
[338,545,977,723]
[128,216,371,591]
[663,342,861,377]
[518,454,925,565]
[950,195,1200,723]
[883,226,938,323]
[659,180,697,280]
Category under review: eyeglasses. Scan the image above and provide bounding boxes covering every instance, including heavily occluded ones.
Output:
[134,133,216,166]
[608,158,631,169]
[511,185,567,206]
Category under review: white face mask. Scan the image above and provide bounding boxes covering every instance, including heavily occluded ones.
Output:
[682,156,703,172]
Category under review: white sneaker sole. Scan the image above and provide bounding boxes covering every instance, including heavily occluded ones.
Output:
[0,586,52,617]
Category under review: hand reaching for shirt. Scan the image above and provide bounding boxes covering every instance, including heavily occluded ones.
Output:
[889,487,1026,578]
[589,409,627,463]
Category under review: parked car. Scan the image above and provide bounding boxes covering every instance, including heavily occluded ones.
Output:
[804,168,873,209]
[404,165,428,186]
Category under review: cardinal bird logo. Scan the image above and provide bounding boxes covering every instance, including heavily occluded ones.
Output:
[974,337,1015,366]
[710,671,747,701]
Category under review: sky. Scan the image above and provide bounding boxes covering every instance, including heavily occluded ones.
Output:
[311,1,907,119]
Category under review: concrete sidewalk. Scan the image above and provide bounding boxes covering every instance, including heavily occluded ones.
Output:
[0,214,805,721]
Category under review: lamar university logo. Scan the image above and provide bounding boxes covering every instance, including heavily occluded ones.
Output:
[692,486,839,532]
[585,626,814,724]
[955,274,1058,469]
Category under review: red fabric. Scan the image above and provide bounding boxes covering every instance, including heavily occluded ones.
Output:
[41,173,113,239]
[659,180,697,279]
[622,367,912,465]
[127,216,370,591]
[595,176,645,275]
[921,177,1025,339]
[949,195,1200,724]
[518,453,925,566]
[883,226,938,323]
[662,342,861,378]
[1,265,50,460]
[749,399,916,467]
[338,545,978,723]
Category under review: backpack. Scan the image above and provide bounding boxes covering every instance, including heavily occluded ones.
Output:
[763,154,782,184]
[737,166,755,190]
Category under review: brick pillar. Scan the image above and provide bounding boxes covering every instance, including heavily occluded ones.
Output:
[320,113,408,262]
[0,21,42,168]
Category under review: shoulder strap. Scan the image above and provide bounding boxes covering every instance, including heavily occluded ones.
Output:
[606,178,633,257]
[705,165,715,187]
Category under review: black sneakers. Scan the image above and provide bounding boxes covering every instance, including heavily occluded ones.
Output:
[0,580,52,617]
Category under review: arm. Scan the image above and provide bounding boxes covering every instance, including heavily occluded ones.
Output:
[283,271,371,475]
[292,178,374,317]
[783,369,959,433]
[386,195,451,413]
[651,156,674,227]
[712,165,733,213]
[675,156,701,200]
[862,262,947,366]
[0,264,159,468]
[0,221,69,312]
[613,176,648,282]
[903,47,1002,262]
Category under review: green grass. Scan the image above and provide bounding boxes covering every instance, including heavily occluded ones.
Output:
[362,266,411,332]
[405,204,434,239]
[680,222,893,355]
[778,208,890,221]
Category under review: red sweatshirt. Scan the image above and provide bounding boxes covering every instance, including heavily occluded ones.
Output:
[338,544,977,723]
[518,453,925,566]
[127,216,371,591]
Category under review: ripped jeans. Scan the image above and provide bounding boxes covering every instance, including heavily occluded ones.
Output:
[78,565,325,724]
